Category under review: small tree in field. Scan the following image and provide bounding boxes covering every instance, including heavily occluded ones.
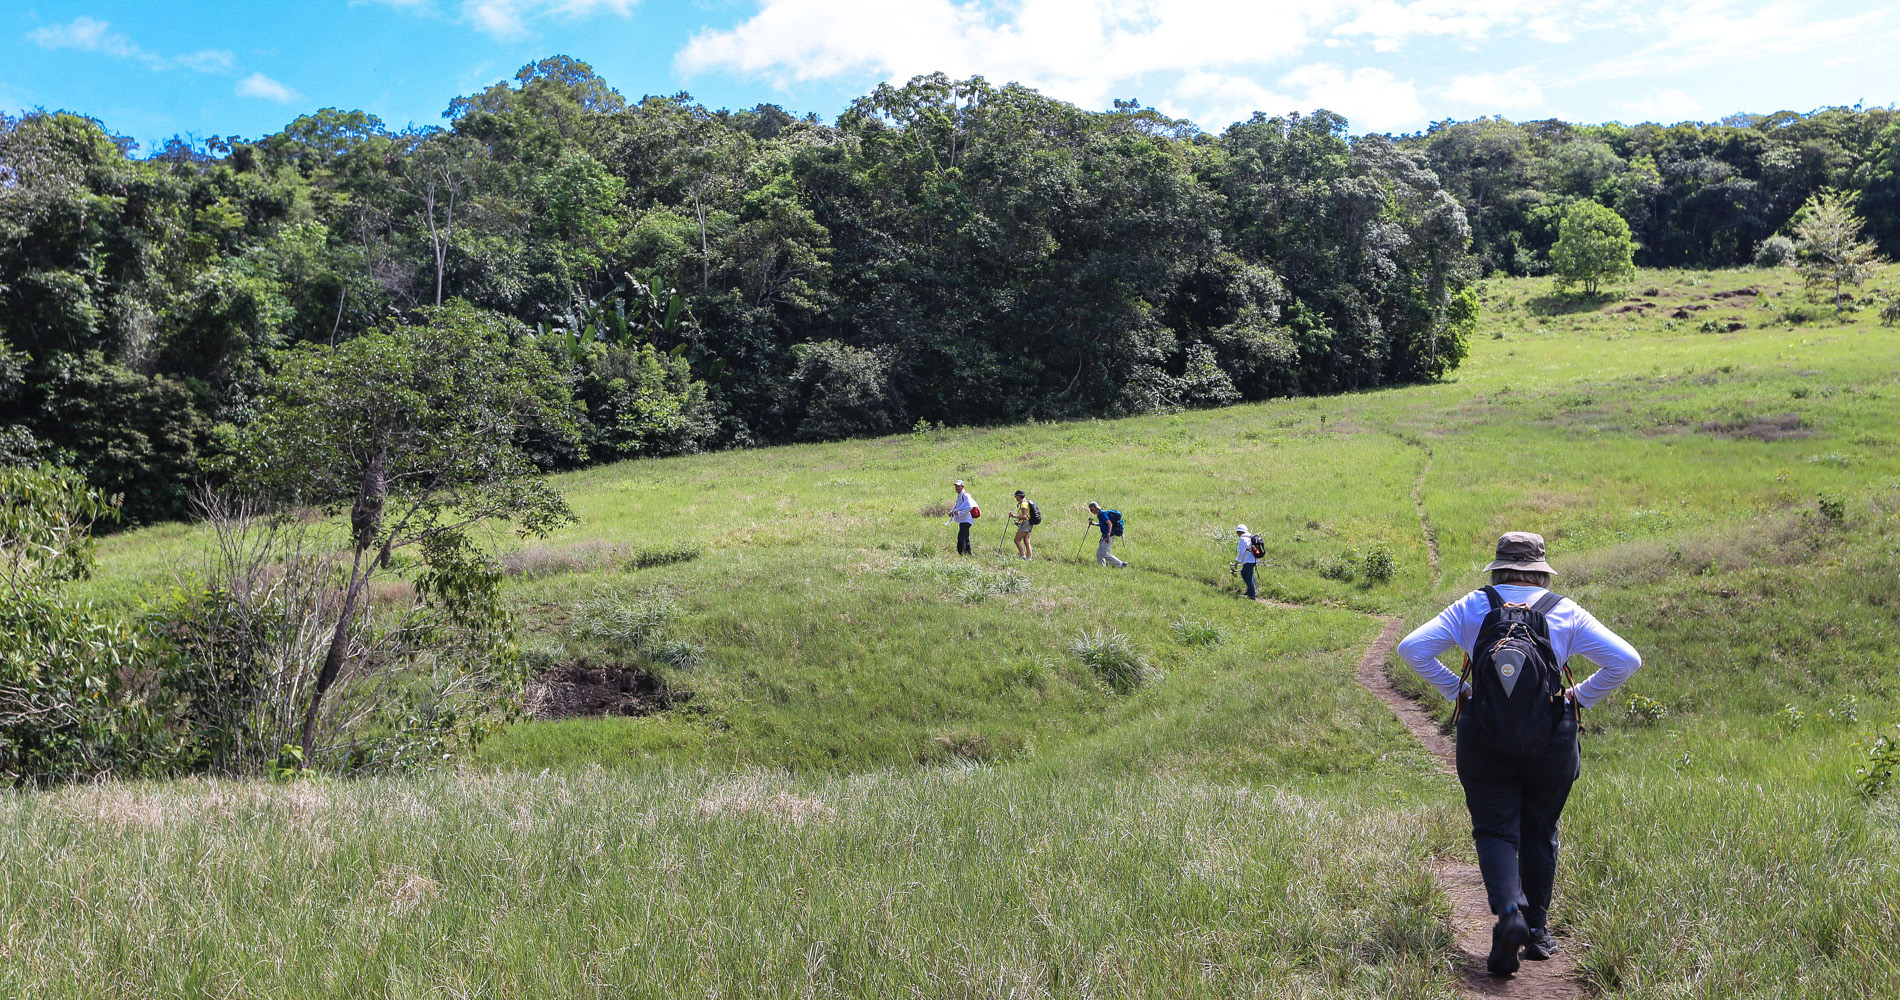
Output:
[1550,200,1637,296]
[1791,190,1886,308]
[232,302,583,764]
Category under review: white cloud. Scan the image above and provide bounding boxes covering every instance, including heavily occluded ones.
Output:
[236,72,301,102]
[678,0,1345,112]
[1277,63,1425,132]
[1577,0,1894,84]
[176,49,237,73]
[28,16,140,58]
[1441,68,1544,111]
[1330,0,1589,51]
[1618,88,1704,124]
[368,0,639,38]
[26,16,234,73]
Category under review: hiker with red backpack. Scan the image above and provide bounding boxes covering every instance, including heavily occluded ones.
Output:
[1396,532,1642,977]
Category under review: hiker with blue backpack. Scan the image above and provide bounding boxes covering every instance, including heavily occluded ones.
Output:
[1086,501,1127,568]
[1397,532,1641,977]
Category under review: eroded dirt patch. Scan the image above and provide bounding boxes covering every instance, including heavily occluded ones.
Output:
[527,662,680,719]
[1698,412,1808,441]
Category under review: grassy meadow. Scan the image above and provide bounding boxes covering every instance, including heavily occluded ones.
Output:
[18,265,1900,997]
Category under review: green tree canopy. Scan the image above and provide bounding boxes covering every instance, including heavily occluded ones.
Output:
[1550,200,1637,296]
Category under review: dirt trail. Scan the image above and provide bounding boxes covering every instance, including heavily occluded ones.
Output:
[1400,435,1443,585]
[1354,620,1583,1000]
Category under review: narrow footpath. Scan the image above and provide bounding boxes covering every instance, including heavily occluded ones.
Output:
[1354,440,1585,1000]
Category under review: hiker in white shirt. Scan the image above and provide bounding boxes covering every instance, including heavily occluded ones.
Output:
[1397,531,1641,977]
[1233,524,1259,600]
[950,480,976,555]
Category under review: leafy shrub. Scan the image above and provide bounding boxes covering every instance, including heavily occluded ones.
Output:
[147,491,527,776]
[1817,492,1847,525]
[0,464,171,784]
[570,593,679,651]
[1855,724,1900,799]
[1318,555,1357,583]
[1753,234,1796,268]
[1361,546,1396,584]
[1882,295,1900,327]
[1780,703,1806,733]
[1068,628,1149,694]
[1169,619,1226,647]
[628,542,703,570]
[1624,694,1669,726]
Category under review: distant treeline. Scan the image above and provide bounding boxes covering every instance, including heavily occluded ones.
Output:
[1404,107,1900,275]
[5,57,1890,526]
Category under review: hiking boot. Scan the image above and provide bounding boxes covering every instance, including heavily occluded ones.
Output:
[1487,904,1529,976]
[1523,927,1560,961]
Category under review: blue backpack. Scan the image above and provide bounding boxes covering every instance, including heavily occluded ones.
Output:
[1102,510,1124,536]
[1453,587,1578,753]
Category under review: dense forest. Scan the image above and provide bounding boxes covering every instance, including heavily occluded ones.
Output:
[4,56,1898,526]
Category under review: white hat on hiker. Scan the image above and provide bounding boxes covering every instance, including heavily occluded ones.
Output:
[1235,524,1248,534]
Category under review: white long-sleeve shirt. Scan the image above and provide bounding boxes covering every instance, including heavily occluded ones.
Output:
[1235,537,1258,564]
[1396,585,1642,709]
[951,491,976,524]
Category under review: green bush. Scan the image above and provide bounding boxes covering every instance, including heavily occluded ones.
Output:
[1067,628,1149,694]
[1854,723,1900,799]
[1753,234,1796,268]
[1817,492,1847,525]
[1361,546,1396,584]
[0,465,170,784]
[1624,694,1670,726]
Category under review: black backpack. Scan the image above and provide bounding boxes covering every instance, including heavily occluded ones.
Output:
[1027,500,1041,525]
[1247,534,1266,558]
[1454,587,1578,753]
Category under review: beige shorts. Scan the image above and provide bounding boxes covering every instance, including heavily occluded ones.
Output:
[1015,523,1033,534]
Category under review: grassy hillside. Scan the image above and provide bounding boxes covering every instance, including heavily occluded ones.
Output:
[21,265,1900,997]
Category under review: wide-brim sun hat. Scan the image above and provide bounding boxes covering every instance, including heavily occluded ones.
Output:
[1482,531,1556,574]
[1235,524,1249,534]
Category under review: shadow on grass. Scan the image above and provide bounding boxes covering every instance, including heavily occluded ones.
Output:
[1526,291,1617,316]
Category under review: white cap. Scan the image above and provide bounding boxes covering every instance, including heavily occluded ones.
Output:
[1235,524,1249,534]
[953,479,965,487]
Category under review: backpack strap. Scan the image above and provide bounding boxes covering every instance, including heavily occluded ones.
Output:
[1530,591,1564,615]
[1450,651,1472,723]
[1480,586,1504,610]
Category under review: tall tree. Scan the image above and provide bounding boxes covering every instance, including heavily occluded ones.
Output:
[231,302,582,762]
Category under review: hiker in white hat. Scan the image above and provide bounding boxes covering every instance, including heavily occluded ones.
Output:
[1233,524,1260,599]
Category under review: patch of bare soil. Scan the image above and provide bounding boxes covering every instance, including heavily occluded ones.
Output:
[1710,286,1761,300]
[1668,304,1711,319]
[527,661,680,720]
[1699,412,1808,441]
[1354,619,1584,1000]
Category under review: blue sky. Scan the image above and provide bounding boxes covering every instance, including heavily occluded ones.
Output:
[7,1,1898,154]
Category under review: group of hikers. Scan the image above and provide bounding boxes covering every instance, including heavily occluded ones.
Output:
[948,480,1128,568]
[945,479,1644,978]
[946,479,1273,599]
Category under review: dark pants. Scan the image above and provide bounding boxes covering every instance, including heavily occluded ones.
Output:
[956,522,972,555]
[1240,562,1256,599]
[1455,723,1581,929]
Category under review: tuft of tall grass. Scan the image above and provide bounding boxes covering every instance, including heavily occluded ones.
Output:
[568,593,678,651]
[1169,618,1226,646]
[1068,628,1149,694]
